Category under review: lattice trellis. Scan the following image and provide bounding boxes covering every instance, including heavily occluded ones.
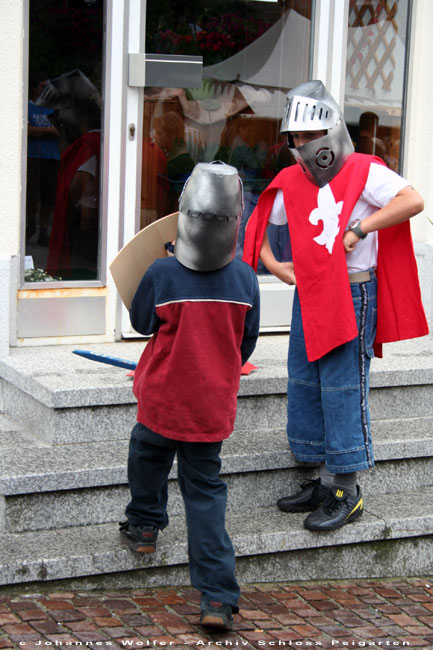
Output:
[347,0,399,93]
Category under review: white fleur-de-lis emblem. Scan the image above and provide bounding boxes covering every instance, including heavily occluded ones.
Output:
[308,185,343,254]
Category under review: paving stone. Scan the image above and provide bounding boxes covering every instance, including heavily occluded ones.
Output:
[316,624,352,637]
[48,609,87,622]
[120,613,154,626]
[92,615,123,627]
[74,630,112,643]
[18,609,48,621]
[398,637,430,647]
[8,600,39,611]
[388,612,420,626]
[79,606,111,617]
[409,593,433,602]
[39,599,75,610]
[30,619,64,634]
[405,625,433,635]
[351,624,389,638]
[7,634,41,644]
[2,622,35,635]
[298,589,329,600]
[377,604,403,614]
[404,604,432,616]
[133,625,167,637]
[102,625,134,638]
[0,614,19,625]
[374,587,403,598]
[156,591,186,605]
[63,619,98,632]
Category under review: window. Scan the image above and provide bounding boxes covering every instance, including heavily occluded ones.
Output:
[344,0,411,173]
[25,0,104,283]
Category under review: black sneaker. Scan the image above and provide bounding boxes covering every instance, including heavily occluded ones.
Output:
[119,521,158,553]
[200,600,234,630]
[277,478,333,513]
[304,485,363,531]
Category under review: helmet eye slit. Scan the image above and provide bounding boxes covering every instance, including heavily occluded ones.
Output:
[187,210,232,222]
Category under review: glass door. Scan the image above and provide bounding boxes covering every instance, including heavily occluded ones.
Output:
[17,0,106,342]
[24,0,104,284]
[19,0,106,340]
[130,0,313,333]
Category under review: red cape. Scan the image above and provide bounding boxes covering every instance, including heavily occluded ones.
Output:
[243,153,428,360]
[47,131,101,276]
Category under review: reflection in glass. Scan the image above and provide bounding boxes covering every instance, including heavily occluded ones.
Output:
[25,0,103,282]
[142,0,312,271]
[344,0,410,173]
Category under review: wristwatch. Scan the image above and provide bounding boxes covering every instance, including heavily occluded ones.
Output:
[349,220,367,239]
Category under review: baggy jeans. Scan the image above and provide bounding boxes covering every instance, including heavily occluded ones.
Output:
[286,271,377,473]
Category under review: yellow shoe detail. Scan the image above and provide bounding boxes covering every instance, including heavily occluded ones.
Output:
[346,497,363,519]
[336,489,344,498]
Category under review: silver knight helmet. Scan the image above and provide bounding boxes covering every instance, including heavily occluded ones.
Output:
[280,80,354,187]
[174,162,243,272]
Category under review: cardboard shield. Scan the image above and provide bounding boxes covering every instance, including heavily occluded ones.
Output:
[109,212,178,310]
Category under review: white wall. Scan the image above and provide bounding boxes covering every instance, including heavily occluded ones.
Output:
[404,0,433,328]
[0,1,24,355]
[405,0,433,244]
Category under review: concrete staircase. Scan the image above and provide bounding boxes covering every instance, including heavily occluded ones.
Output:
[0,335,432,589]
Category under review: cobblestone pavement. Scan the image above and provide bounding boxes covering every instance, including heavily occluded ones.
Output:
[0,578,432,649]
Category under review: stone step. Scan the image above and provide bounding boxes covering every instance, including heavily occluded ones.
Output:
[2,374,433,445]
[1,488,432,587]
[1,337,433,445]
[1,419,433,533]
[1,417,432,495]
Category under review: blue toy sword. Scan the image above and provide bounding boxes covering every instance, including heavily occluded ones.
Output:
[73,349,137,370]
[73,350,257,375]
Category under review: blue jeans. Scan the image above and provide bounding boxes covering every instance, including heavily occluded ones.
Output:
[126,423,240,610]
[287,272,377,473]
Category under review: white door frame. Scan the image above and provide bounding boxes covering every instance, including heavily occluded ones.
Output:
[312,0,350,106]
[104,0,144,340]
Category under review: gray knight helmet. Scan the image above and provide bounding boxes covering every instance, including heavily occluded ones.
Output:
[280,80,354,187]
[174,162,243,272]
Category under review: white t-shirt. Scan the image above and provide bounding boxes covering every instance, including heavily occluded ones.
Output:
[268,162,410,272]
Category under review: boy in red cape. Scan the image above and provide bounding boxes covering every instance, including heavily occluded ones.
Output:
[243,80,428,532]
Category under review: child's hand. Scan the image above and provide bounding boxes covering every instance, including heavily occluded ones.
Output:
[165,240,176,257]
[275,261,296,285]
[342,230,360,253]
